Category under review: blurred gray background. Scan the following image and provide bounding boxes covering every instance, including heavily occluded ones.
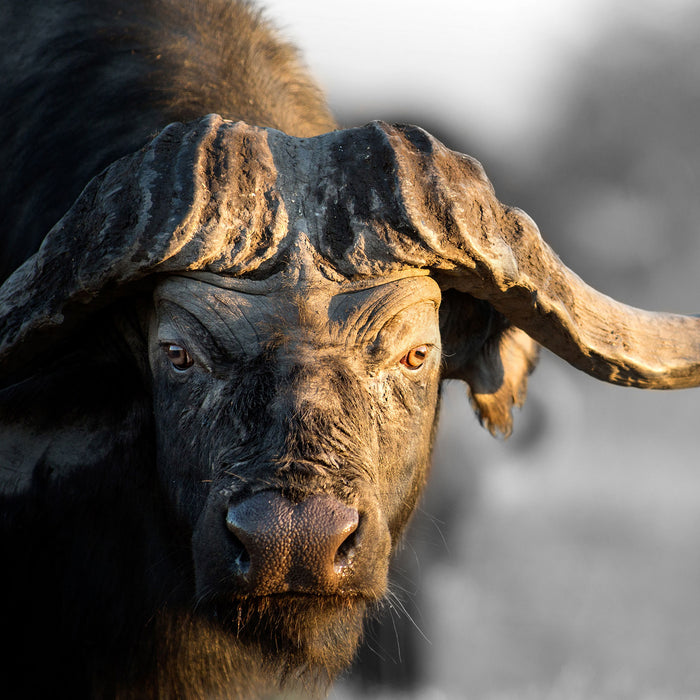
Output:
[265,2,700,697]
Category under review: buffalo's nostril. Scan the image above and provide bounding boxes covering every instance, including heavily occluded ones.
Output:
[333,524,359,574]
[225,529,251,578]
[225,492,360,593]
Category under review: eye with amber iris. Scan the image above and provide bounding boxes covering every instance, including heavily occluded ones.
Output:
[399,345,429,370]
[163,343,194,371]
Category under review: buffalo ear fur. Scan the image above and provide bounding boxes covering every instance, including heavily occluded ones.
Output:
[0,304,153,490]
[439,289,539,438]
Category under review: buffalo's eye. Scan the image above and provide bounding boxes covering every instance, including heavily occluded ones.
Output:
[399,345,428,370]
[163,343,194,371]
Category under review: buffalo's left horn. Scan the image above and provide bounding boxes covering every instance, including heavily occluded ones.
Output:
[385,123,700,389]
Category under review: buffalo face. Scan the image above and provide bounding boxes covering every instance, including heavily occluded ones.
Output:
[147,272,442,672]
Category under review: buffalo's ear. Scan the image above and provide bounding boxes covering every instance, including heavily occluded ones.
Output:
[440,289,539,437]
[0,305,153,497]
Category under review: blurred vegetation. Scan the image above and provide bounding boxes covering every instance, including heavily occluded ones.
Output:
[499,7,700,310]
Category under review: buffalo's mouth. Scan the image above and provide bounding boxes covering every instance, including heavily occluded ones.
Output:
[206,591,370,632]
[200,591,371,675]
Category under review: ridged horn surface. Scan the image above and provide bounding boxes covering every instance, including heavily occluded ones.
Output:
[2,117,699,389]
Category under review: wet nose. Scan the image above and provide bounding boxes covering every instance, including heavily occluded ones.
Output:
[225,491,360,594]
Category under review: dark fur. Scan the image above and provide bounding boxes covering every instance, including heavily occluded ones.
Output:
[0,0,335,282]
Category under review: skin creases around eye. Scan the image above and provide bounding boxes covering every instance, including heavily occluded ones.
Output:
[399,345,429,370]
[163,343,194,370]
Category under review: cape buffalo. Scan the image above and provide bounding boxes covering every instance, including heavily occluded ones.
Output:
[2,0,699,697]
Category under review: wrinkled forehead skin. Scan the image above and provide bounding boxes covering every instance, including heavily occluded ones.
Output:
[153,266,443,350]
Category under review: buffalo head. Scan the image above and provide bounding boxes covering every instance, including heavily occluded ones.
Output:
[2,115,700,695]
[153,270,441,670]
